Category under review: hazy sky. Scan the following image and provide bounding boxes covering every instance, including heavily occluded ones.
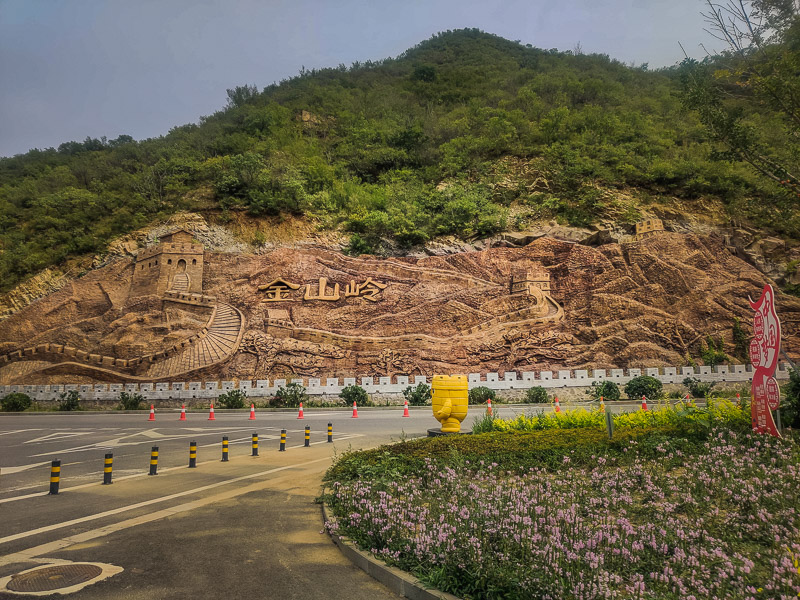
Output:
[0,0,718,158]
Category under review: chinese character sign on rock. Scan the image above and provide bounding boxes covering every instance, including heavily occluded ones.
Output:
[749,284,782,437]
[258,277,386,303]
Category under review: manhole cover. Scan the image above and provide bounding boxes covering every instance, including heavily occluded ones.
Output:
[7,564,104,593]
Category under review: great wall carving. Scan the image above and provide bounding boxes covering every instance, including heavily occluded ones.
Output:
[0,227,798,386]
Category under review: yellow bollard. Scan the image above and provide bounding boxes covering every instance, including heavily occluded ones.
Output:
[431,375,469,433]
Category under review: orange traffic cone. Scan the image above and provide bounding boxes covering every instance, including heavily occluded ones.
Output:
[179,404,186,421]
[297,402,304,419]
[487,398,493,416]
[148,405,155,421]
[641,395,648,411]
[554,396,561,413]
[208,404,216,421]
[402,399,410,417]
[351,401,359,418]
[248,404,256,420]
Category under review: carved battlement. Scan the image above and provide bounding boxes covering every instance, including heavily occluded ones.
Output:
[136,243,204,261]
[163,291,217,307]
[3,363,790,401]
[0,302,244,381]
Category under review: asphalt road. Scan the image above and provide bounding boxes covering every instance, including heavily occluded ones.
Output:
[0,402,646,598]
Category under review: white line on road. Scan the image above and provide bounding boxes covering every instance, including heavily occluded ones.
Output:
[0,461,50,474]
[0,455,335,546]
[0,434,363,504]
[0,456,335,567]
[0,429,43,437]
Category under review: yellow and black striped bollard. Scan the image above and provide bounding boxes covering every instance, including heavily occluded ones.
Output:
[304,425,310,447]
[49,459,61,495]
[221,436,229,462]
[251,433,258,457]
[103,453,113,485]
[149,446,159,476]
[189,441,197,468]
[279,429,286,451]
[327,422,333,443]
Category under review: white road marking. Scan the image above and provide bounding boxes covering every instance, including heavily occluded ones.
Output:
[0,429,44,437]
[0,461,50,474]
[24,432,93,444]
[0,461,333,568]
[0,434,363,504]
[29,427,268,457]
[0,456,334,547]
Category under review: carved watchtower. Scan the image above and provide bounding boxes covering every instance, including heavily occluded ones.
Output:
[510,267,550,296]
[635,218,664,238]
[130,229,205,298]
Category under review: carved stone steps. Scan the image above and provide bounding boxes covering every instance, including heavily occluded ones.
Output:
[144,302,244,379]
[170,273,190,292]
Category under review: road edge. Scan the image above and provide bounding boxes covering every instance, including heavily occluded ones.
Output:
[321,498,462,600]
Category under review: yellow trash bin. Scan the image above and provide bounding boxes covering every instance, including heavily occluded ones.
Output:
[431,375,469,433]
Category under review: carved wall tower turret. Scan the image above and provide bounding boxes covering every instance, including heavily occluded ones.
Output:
[130,229,205,298]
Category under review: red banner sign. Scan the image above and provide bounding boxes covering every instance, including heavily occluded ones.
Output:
[749,284,782,437]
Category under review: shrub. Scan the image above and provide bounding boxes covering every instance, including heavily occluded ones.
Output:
[472,411,499,433]
[57,390,81,411]
[1,392,32,412]
[468,386,496,405]
[326,426,710,483]
[699,335,728,367]
[683,376,716,398]
[523,386,549,403]
[403,383,431,406]
[218,389,247,409]
[732,317,748,359]
[340,384,370,406]
[587,380,620,401]
[784,367,800,429]
[624,375,662,400]
[343,233,375,256]
[118,392,144,411]
[272,382,308,408]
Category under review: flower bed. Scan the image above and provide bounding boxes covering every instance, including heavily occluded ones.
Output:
[325,422,800,599]
[472,398,751,434]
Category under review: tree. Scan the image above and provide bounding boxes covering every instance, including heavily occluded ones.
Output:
[226,84,260,109]
[272,383,307,408]
[587,380,621,401]
[340,384,369,406]
[624,376,663,400]
[680,1,800,197]
[403,383,431,406]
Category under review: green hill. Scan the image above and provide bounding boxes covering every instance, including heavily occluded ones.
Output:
[0,28,796,292]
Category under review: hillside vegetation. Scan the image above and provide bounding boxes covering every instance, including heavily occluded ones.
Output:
[1,28,797,292]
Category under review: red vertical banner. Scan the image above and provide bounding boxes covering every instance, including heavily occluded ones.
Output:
[749,284,782,437]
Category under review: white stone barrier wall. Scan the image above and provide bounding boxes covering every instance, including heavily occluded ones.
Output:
[0,363,792,402]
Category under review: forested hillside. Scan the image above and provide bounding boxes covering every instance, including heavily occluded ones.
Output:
[1,28,796,292]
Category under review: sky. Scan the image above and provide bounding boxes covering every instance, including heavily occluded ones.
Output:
[0,0,719,158]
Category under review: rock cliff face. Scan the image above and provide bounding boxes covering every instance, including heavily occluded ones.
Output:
[0,231,797,385]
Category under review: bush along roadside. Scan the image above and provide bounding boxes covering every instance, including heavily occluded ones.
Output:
[473,398,751,435]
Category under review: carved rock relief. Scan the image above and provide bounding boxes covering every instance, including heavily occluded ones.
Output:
[2,231,799,385]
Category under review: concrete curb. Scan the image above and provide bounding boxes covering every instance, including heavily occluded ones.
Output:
[321,499,462,600]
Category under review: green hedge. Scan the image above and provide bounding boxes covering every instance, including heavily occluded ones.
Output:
[325,426,710,483]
